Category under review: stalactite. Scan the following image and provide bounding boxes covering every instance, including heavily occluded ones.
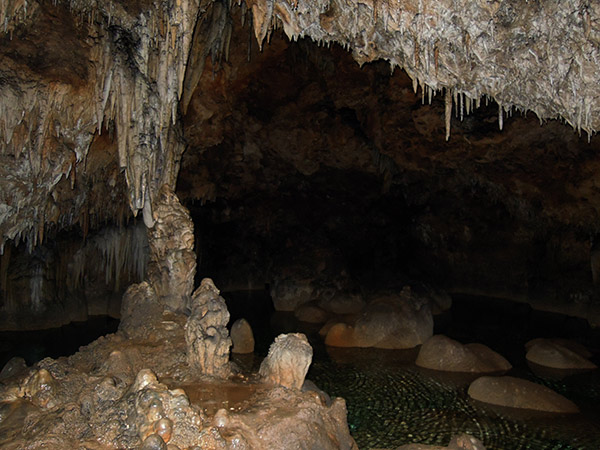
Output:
[68,222,148,293]
[445,88,452,141]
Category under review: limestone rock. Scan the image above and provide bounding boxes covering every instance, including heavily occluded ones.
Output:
[525,340,596,370]
[230,318,255,354]
[213,386,358,450]
[0,357,27,380]
[271,278,314,312]
[294,301,330,324]
[259,333,313,390]
[119,281,164,339]
[468,376,579,413]
[525,337,593,359]
[185,279,231,378]
[318,290,366,315]
[147,187,197,313]
[325,287,433,349]
[397,433,486,450]
[416,335,511,373]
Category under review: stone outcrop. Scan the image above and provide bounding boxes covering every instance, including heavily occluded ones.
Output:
[146,187,197,313]
[230,318,255,354]
[209,387,358,450]
[185,279,231,378]
[467,376,580,413]
[325,287,433,349]
[416,335,511,373]
[525,339,597,370]
[119,281,164,339]
[397,433,486,450]
[259,333,313,390]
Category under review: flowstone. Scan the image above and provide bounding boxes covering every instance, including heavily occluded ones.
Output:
[185,278,232,378]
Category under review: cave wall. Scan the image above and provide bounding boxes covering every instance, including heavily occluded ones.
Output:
[178,22,600,323]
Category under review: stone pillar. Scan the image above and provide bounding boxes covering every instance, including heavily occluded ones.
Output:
[185,278,231,378]
[146,185,196,312]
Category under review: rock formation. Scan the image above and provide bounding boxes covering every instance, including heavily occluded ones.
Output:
[467,375,580,414]
[1,0,600,448]
[259,333,313,390]
[185,278,232,378]
[146,186,197,313]
[416,335,511,373]
[525,339,597,370]
[325,287,433,348]
[397,433,486,450]
[230,318,255,354]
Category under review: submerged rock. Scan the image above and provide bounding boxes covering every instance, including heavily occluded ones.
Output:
[397,433,486,449]
[467,375,579,413]
[416,335,511,373]
[294,301,330,323]
[185,279,231,378]
[259,333,313,390]
[230,318,255,354]
[525,339,596,370]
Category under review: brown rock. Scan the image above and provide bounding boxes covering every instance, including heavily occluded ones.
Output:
[259,333,313,390]
[467,376,579,413]
[397,433,486,449]
[185,278,231,378]
[525,340,596,370]
[416,335,511,373]
[231,318,255,354]
[294,301,330,323]
[325,288,433,349]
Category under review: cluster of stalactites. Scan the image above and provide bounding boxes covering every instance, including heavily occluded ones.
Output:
[245,0,599,139]
[0,0,202,252]
[69,222,149,292]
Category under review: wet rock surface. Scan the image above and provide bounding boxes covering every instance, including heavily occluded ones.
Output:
[185,278,232,378]
[325,287,433,349]
[396,433,486,450]
[416,335,511,373]
[0,284,356,450]
[525,338,597,370]
[259,333,313,390]
[467,375,580,414]
[230,318,255,354]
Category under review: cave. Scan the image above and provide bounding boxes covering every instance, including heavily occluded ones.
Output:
[1,1,600,449]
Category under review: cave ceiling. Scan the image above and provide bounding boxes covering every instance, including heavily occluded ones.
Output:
[0,0,599,252]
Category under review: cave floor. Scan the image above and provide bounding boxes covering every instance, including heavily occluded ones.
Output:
[1,292,599,449]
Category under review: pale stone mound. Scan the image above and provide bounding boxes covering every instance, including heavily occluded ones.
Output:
[467,376,579,413]
[259,333,313,390]
[525,339,596,370]
[396,433,486,450]
[324,287,433,349]
[230,318,255,354]
[416,335,511,373]
[185,278,231,378]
